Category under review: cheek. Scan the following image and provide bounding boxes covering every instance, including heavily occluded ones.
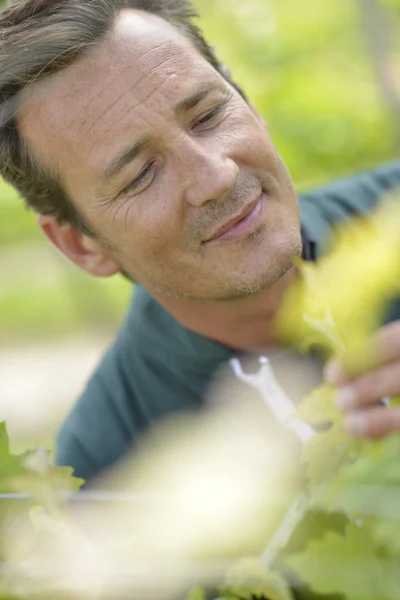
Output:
[111,189,183,260]
[229,113,276,166]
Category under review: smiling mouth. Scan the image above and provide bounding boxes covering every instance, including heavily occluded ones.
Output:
[203,196,264,245]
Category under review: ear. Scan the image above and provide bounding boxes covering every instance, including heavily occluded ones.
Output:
[38,215,121,277]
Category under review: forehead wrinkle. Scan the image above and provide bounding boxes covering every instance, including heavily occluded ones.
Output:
[82,58,180,146]
[81,40,177,140]
[94,66,187,146]
[68,59,141,132]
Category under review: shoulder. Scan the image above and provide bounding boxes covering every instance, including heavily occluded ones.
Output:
[55,287,223,483]
[55,315,144,483]
[299,161,400,248]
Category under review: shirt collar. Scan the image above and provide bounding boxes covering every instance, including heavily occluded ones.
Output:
[301,226,317,262]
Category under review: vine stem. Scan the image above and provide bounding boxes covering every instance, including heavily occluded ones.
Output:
[230,356,316,569]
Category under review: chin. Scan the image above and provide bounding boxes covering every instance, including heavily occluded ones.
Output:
[235,264,293,298]
[241,228,301,289]
[151,224,302,302]
[212,257,295,302]
[198,227,300,301]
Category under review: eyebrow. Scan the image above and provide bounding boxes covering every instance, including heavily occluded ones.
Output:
[101,135,152,182]
[174,79,227,117]
[100,79,227,184]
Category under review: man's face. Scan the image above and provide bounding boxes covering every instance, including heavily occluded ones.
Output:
[19,10,301,301]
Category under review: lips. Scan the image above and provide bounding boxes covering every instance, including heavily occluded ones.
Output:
[204,198,261,244]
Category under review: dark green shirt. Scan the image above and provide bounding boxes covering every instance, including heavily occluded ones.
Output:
[56,162,400,483]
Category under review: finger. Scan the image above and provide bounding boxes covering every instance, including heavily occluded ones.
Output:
[325,320,400,385]
[335,361,400,412]
[346,407,400,438]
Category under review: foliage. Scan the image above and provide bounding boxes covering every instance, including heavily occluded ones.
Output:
[0,422,84,599]
[275,198,400,369]
[1,199,400,598]
[0,267,132,340]
[198,0,399,187]
[187,201,400,599]
[0,182,41,248]
[218,559,294,600]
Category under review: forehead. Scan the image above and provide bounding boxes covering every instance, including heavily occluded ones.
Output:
[18,10,217,181]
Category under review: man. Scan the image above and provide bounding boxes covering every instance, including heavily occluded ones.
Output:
[0,0,399,483]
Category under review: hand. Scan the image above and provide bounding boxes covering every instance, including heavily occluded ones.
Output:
[324,321,400,438]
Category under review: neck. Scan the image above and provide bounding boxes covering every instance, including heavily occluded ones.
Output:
[150,267,297,352]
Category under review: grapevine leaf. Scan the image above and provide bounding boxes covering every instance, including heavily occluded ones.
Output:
[276,203,400,364]
[286,523,400,599]
[371,519,400,555]
[312,478,400,522]
[340,435,400,485]
[186,587,207,600]
[219,584,293,600]
[389,396,400,407]
[294,385,342,426]
[11,464,84,496]
[282,510,348,556]
[0,425,84,500]
[0,423,31,492]
[301,424,351,486]
[311,435,400,521]
[10,448,84,511]
[219,559,294,600]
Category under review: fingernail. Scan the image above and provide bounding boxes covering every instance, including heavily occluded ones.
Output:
[346,413,367,436]
[336,386,357,411]
[325,361,344,385]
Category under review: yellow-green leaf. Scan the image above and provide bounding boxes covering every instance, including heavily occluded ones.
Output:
[286,524,400,599]
[301,424,351,486]
[186,587,207,600]
[220,559,294,600]
[295,385,341,426]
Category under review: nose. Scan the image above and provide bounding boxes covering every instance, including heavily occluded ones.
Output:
[179,138,240,207]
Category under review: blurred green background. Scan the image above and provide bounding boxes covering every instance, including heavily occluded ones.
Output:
[1,0,399,344]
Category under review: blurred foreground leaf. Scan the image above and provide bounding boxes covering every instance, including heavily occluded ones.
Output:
[219,559,294,600]
[286,524,400,600]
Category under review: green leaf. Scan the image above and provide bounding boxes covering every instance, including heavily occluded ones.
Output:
[282,510,348,556]
[388,396,400,408]
[186,587,207,600]
[301,424,351,486]
[0,422,31,492]
[0,424,84,499]
[371,519,400,555]
[340,435,400,485]
[219,559,294,600]
[295,385,341,426]
[311,435,400,522]
[286,523,400,599]
[9,446,83,502]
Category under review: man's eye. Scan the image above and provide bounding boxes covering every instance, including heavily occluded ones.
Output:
[121,162,156,196]
[195,105,225,128]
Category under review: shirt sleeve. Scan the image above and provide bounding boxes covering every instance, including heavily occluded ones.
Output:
[55,290,209,484]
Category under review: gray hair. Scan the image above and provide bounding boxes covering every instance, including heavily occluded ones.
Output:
[0,0,245,235]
